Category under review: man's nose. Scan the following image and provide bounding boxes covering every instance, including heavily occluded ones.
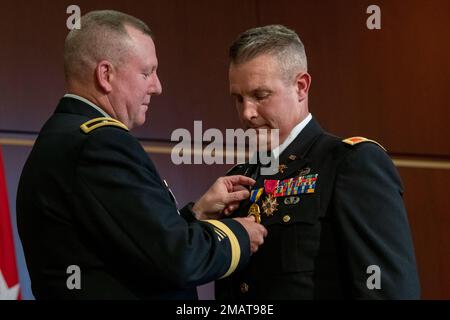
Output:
[241,99,258,122]
[149,73,162,95]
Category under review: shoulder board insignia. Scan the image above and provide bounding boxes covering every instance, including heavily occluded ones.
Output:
[342,136,386,151]
[80,117,129,134]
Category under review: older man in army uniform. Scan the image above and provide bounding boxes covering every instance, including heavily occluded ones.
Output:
[16,10,267,299]
[215,25,420,299]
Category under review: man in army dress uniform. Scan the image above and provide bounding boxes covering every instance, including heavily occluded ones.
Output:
[16,10,267,299]
[215,25,420,299]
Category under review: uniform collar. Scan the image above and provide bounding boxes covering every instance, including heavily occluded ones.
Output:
[55,96,107,119]
[249,114,312,168]
[271,117,324,179]
[242,115,324,181]
[280,116,324,161]
[63,94,111,118]
[272,113,312,159]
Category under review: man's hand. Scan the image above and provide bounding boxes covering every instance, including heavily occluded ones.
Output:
[233,216,268,254]
[192,175,255,220]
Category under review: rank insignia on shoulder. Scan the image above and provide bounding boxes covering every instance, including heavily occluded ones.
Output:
[342,136,386,151]
[80,117,129,134]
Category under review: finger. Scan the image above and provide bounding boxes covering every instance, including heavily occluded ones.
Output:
[226,190,250,203]
[226,175,256,187]
[224,205,236,214]
[232,184,248,192]
[245,215,256,223]
[226,200,240,209]
[223,204,238,215]
[260,225,268,237]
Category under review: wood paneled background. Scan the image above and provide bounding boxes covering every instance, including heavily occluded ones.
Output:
[1,0,449,299]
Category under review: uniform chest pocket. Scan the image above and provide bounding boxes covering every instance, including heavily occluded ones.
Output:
[260,194,322,273]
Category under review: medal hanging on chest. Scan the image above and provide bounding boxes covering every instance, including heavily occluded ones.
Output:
[262,179,279,217]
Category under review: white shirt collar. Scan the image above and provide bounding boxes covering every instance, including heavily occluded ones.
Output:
[64,93,111,118]
[248,113,312,173]
[271,113,312,159]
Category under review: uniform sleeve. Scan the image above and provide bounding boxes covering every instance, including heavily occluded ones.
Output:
[72,127,250,289]
[179,202,198,223]
[333,143,420,299]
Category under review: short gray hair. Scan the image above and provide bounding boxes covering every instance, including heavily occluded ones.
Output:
[64,10,153,81]
[229,25,307,81]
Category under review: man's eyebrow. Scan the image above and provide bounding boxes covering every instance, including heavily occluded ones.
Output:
[251,88,272,93]
[143,64,157,72]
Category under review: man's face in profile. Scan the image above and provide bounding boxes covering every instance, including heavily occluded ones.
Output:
[109,26,162,129]
[229,53,302,147]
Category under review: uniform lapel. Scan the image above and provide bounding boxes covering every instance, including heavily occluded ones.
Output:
[264,117,324,181]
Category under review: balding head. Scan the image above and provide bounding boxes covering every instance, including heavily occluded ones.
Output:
[64,10,153,84]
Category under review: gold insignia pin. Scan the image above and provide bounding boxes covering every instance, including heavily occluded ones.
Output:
[288,155,297,161]
[278,164,288,174]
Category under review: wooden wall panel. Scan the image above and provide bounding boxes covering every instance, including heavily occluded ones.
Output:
[0,0,258,139]
[0,1,67,131]
[398,167,450,299]
[258,0,450,157]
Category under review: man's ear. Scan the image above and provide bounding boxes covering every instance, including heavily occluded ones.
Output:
[95,60,114,93]
[295,72,311,102]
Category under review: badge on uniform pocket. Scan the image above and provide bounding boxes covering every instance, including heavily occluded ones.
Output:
[284,196,300,205]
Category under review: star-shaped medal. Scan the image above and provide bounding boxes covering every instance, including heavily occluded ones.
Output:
[262,194,278,216]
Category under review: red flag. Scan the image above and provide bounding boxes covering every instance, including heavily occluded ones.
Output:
[0,148,21,300]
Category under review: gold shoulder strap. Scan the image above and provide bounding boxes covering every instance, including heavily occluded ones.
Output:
[342,136,386,151]
[80,117,129,134]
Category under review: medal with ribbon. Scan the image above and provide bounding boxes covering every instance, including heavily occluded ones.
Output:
[262,179,279,216]
[247,187,264,223]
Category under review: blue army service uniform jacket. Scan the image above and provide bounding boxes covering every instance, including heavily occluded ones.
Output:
[216,117,420,299]
[16,97,251,299]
